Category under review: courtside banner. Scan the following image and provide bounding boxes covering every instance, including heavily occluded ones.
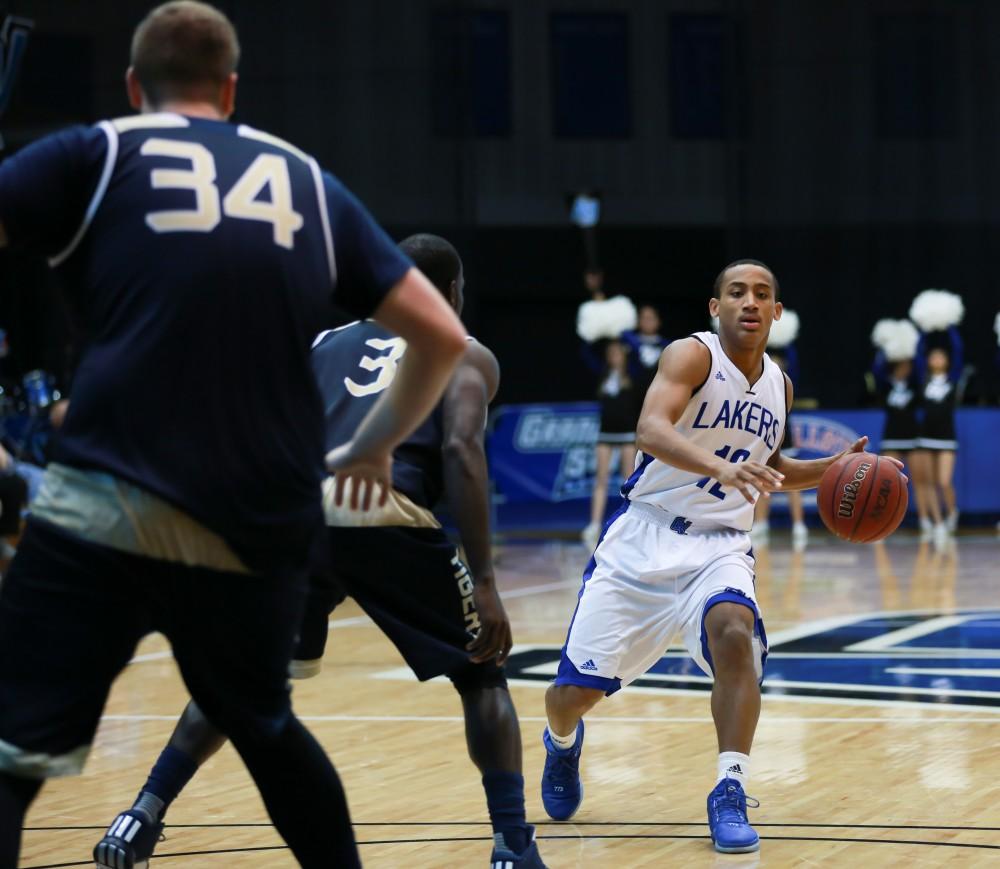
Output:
[488,404,1000,514]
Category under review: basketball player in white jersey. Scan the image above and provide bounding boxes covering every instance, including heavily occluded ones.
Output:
[541,260,888,854]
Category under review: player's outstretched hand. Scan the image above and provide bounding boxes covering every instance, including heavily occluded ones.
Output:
[325,442,392,510]
[717,461,784,505]
[467,579,513,666]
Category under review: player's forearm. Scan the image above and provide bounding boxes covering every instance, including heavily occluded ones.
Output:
[350,340,464,457]
[636,417,730,478]
[442,439,495,586]
[771,453,835,491]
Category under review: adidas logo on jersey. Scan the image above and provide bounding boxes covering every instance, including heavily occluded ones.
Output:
[580,659,599,671]
[715,370,726,382]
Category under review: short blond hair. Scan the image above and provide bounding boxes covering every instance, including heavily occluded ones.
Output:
[131,1,240,105]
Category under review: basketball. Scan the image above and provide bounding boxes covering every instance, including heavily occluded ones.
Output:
[817,452,908,543]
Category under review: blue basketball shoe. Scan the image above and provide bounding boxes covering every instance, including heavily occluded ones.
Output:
[489,825,547,867]
[541,720,584,821]
[93,809,164,869]
[707,777,760,853]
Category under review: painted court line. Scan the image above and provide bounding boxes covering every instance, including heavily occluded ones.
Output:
[100,713,1000,724]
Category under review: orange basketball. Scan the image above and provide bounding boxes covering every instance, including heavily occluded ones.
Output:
[817,452,908,543]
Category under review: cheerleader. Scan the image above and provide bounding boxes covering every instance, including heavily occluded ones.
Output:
[909,290,964,539]
[577,292,639,549]
[870,319,931,535]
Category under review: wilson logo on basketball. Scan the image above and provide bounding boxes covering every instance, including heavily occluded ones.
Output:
[836,462,871,518]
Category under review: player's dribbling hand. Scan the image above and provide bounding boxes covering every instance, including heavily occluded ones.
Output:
[467,579,513,666]
[325,443,392,510]
[716,461,784,505]
[840,436,906,474]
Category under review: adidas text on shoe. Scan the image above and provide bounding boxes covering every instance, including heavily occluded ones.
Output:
[541,720,585,821]
[94,810,164,869]
[707,777,760,854]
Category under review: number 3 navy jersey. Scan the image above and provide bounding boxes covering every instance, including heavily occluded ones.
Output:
[0,113,412,573]
[312,321,446,511]
[622,331,787,532]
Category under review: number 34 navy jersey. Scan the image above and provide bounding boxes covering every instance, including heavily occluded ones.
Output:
[0,113,412,573]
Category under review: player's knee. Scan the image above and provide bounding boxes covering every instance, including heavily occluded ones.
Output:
[449,663,508,696]
[546,682,604,716]
[707,616,755,671]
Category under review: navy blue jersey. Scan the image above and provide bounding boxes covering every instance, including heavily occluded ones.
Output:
[312,322,446,510]
[0,113,411,573]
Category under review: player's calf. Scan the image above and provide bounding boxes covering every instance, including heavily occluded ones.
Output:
[540,683,603,821]
[450,665,547,865]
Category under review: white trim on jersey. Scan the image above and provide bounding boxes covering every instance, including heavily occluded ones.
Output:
[49,121,119,268]
[308,157,337,289]
[236,124,311,164]
[110,112,190,133]
[312,321,361,348]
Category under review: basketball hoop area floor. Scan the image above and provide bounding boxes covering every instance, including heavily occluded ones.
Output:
[20,531,1000,867]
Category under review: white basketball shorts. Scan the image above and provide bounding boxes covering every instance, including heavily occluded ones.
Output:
[556,499,768,695]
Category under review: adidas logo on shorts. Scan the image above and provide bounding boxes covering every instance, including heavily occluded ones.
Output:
[580,659,599,671]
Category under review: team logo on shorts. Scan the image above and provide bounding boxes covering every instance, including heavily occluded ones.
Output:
[500,609,1000,709]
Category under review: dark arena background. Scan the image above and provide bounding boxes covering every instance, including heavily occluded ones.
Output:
[3,1,1000,867]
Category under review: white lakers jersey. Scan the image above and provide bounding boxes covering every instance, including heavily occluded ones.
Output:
[623,331,787,531]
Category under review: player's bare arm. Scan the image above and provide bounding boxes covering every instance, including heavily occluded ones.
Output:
[441,341,512,665]
[326,266,467,509]
[768,373,904,489]
[636,338,784,504]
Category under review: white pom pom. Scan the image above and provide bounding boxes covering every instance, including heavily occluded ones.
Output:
[767,309,800,348]
[995,312,1000,346]
[871,319,897,350]
[871,318,919,362]
[576,295,637,342]
[908,289,964,332]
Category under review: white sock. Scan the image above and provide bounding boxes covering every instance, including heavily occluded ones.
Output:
[717,751,750,786]
[548,724,578,751]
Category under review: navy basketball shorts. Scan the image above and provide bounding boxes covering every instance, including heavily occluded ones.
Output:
[0,519,307,779]
[294,525,500,683]
[557,500,768,696]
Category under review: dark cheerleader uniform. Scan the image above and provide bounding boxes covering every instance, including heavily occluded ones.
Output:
[917,374,958,451]
[881,377,920,451]
[598,370,637,444]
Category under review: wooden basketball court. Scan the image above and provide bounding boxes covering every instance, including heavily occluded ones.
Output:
[19,531,1000,867]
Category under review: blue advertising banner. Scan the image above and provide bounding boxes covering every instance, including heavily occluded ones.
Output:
[488,403,1000,516]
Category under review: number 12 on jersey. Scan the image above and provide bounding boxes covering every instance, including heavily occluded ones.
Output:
[696,444,750,500]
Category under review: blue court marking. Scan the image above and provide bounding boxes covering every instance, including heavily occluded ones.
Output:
[895,619,1000,650]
